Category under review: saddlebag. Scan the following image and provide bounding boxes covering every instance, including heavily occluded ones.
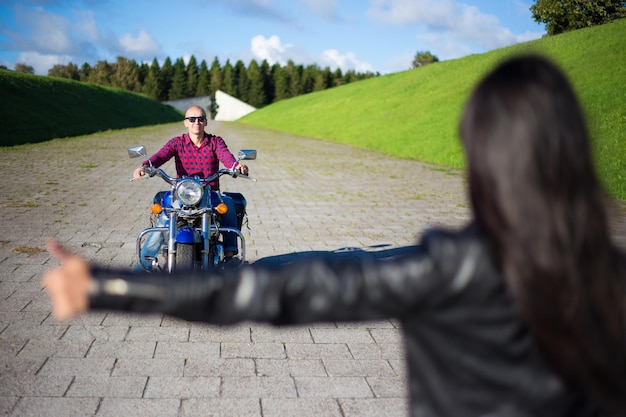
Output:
[223,192,247,230]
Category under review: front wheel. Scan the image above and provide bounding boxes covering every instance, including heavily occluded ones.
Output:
[175,243,196,270]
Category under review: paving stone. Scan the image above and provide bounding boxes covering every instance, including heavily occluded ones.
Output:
[250,325,313,343]
[86,340,157,359]
[185,357,256,377]
[295,376,373,398]
[8,397,100,417]
[39,357,116,376]
[370,328,404,344]
[143,376,220,398]
[339,398,409,417]
[95,398,181,417]
[261,398,343,417]
[348,342,406,360]
[66,375,147,398]
[310,328,376,344]
[189,324,251,343]
[180,398,261,417]
[322,358,396,377]
[153,341,221,359]
[0,356,47,376]
[255,358,327,377]
[125,326,190,342]
[0,374,72,396]
[60,324,130,343]
[221,376,297,398]
[19,338,92,358]
[367,376,410,398]
[0,396,19,416]
[221,342,286,359]
[0,337,28,356]
[100,312,165,327]
[285,343,353,360]
[112,358,185,377]
[0,320,67,340]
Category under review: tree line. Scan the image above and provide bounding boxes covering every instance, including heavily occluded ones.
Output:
[44,56,379,108]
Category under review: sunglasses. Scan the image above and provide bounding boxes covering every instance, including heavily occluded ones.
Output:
[185,116,206,123]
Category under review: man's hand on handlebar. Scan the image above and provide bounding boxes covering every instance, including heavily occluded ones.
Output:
[236,163,249,176]
[133,166,145,181]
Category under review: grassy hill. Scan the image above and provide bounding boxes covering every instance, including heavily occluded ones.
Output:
[240,18,626,199]
[0,71,182,146]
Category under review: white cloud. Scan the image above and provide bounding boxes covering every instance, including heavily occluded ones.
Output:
[20,6,74,54]
[321,49,374,72]
[250,34,292,65]
[118,29,161,58]
[16,51,69,75]
[250,34,373,72]
[367,0,542,59]
[7,5,104,72]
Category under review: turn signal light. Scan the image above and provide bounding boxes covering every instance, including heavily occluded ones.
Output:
[216,203,228,215]
[151,203,162,214]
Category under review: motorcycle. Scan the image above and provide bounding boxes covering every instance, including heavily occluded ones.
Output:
[127,145,257,272]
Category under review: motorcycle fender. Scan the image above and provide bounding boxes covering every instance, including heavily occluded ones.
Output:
[176,226,199,243]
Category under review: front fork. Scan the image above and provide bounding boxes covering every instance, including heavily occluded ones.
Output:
[201,212,210,269]
[167,211,177,272]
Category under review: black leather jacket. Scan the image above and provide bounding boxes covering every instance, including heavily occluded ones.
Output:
[90,224,619,417]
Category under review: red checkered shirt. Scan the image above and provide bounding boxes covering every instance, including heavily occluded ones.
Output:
[144,133,237,190]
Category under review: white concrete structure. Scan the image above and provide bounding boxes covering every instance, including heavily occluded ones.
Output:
[214,90,256,121]
[164,96,215,119]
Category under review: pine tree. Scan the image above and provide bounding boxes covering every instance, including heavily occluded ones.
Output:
[160,57,174,101]
[273,64,290,101]
[186,55,199,98]
[260,59,274,105]
[142,58,161,100]
[234,60,249,102]
[112,56,140,92]
[313,67,332,91]
[246,59,267,108]
[168,57,187,100]
[196,60,211,97]
[209,57,222,95]
[221,60,235,96]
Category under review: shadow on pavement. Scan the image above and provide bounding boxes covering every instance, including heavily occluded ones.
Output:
[252,244,419,267]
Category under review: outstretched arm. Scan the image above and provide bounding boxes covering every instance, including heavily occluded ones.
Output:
[42,234,457,326]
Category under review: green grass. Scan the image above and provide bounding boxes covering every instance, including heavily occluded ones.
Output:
[0,71,182,146]
[240,19,626,199]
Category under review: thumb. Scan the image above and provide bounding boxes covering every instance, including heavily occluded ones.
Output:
[46,238,74,263]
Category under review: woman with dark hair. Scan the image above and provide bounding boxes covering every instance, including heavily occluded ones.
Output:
[43,54,626,417]
[460,55,626,412]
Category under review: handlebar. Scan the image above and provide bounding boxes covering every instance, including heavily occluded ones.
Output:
[141,166,256,184]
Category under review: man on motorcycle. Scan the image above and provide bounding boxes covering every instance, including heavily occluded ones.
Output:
[133,105,248,269]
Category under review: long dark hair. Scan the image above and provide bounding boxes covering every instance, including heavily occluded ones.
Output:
[460,54,626,410]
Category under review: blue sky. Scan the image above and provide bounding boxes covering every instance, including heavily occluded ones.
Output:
[0,0,545,75]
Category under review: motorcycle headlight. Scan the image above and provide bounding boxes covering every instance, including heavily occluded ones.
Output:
[175,179,203,206]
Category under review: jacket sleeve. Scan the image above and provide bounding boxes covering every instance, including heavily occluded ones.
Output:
[88,241,455,325]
